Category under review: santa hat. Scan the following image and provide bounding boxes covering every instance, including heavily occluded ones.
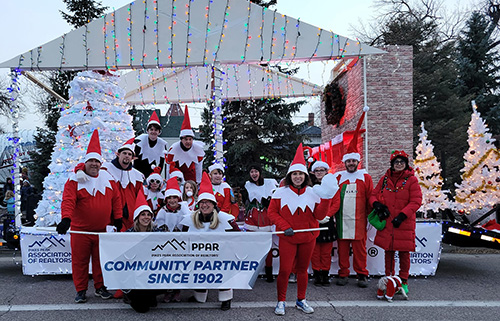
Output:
[146,167,162,185]
[390,150,409,162]
[287,143,308,175]
[197,172,216,204]
[85,130,102,162]
[147,111,161,129]
[311,161,330,172]
[164,177,182,199]
[117,137,135,156]
[208,163,225,174]
[169,162,184,182]
[342,106,369,163]
[179,105,194,138]
[133,191,153,221]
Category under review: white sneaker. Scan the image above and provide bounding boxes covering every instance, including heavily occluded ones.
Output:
[274,301,285,315]
[288,273,297,283]
[295,299,314,314]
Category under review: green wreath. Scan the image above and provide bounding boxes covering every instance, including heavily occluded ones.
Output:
[323,82,346,127]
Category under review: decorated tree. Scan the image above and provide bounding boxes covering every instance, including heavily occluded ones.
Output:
[35,71,134,227]
[454,101,500,214]
[413,122,450,217]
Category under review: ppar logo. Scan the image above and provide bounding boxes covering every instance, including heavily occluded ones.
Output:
[191,242,220,252]
[152,238,186,251]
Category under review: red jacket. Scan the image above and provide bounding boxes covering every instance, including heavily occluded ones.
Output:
[369,168,422,251]
[268,185,329,244]
[61,171,123,232]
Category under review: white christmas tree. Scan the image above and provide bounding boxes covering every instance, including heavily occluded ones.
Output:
[413,122,450,217]
[454,101,500,214]
[35,71,135,227]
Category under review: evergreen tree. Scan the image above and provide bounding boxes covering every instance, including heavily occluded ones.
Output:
[367,1,470,190]
[28,1,108,193]
[456,10,500,135]
[60,0,108,27]
[201,98,304,188]
[454,101,500,213]
[414,122,450,217]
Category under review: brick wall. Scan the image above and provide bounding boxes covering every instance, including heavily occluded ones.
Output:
[321,45,414,183]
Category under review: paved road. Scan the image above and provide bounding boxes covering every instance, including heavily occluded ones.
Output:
[1,245,500,321]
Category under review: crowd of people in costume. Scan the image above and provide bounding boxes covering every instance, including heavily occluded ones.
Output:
[56,108,422,315]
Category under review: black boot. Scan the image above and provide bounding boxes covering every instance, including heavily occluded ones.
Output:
[313,270,322,286]
[221,300,231,311]
[322,270,331,286]
[265,266,274,283]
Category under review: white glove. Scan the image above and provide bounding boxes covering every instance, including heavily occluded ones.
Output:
[76,170,89,183]
[318,216,330,224]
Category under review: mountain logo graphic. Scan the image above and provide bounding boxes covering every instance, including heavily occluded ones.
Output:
[152,238,187,251]
[29,235,67,248]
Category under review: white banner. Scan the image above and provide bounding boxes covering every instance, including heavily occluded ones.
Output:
[99,232,272,290]
[270,221,442,276]
[20,227,72,275]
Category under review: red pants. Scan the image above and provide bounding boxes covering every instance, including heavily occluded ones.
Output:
[337,239,369,277]
[71,233,104,292]
[311,242,333,271]
[276,238,315,301]
[385,250,410,281]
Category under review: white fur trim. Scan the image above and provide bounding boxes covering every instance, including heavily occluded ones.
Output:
[85,152,102,163]
[287,163,308,175]
[272,186,321,214]
[342,152,361,162]
[170,171,184,180]
[208,163,224,173]
[148,120,161,127]
[311,161,329,172]
[164,188,182,198]
[179,129,194,137]
[147,173,162,184]
[118,144,135,155]
[197,192,216,203]
[133,205,152,221]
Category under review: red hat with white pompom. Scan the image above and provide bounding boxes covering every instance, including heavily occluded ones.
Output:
[133,191,153,221]
[164,177,182,199]
[146,167,162,185]
[342,106,369,163]
[179,105,194,138]
[169,162,184,182]
[85,130,103,163]
[287,143,308,175]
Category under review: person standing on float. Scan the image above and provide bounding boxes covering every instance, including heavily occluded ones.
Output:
[166,106,204,184]
[102,138,145,231]
[134,111,168,178]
